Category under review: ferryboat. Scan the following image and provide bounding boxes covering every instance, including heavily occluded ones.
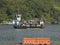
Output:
[13,21,44,29]
[13,9,44,29]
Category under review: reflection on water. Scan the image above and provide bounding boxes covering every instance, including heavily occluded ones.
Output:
[0,24,60,44]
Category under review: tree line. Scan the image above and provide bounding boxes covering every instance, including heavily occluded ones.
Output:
[0,0,60,24]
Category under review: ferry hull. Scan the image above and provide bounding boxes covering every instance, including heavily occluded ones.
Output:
[13,24,44,29]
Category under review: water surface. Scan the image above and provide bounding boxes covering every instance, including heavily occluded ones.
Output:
[0,24,60,44]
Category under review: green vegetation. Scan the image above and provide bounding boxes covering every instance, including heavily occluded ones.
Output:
[0,0,60,24]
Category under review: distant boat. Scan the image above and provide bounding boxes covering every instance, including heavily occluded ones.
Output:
[13,8,44,29]
[13,16,45,29]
